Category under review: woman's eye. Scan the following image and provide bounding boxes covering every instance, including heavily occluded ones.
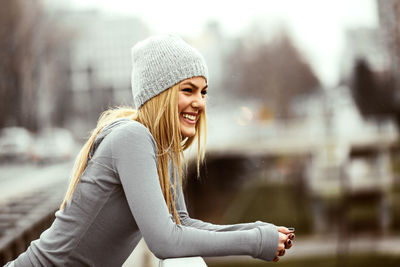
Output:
[182,88,192,93]
[201,90,208,95]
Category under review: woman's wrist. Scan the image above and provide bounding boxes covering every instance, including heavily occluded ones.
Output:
[255,224,279,261]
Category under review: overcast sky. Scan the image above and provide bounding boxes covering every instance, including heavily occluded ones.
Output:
[67,0,379,87]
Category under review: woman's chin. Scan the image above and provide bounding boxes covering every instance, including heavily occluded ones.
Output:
[180,129,196,138]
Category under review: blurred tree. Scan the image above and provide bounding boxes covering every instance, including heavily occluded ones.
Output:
[0,0,25,128]
[351,58,400,125]
[0,0,72,131]
[225,32,320,120]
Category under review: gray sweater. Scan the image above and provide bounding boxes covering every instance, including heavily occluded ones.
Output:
[8,119,278,267]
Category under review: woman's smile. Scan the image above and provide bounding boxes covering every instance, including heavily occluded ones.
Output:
[181,112,198,125]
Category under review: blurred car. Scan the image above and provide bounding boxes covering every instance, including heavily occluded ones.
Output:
[32,128,78,164]
[0,127,34,162]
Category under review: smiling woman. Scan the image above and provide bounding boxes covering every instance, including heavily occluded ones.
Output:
[5,35,294,267]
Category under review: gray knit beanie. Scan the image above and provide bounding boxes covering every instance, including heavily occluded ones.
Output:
[131,34,209,109]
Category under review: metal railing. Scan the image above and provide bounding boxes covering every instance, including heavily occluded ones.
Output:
[0,183,64,265]
[159,257,207,267]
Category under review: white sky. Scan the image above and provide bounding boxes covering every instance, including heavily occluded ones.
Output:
[67,0,379,87]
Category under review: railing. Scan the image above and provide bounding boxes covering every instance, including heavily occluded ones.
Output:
[159,257,207,267]
[0,183,64,265]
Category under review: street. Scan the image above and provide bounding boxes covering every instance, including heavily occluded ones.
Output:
[0,161,73,205]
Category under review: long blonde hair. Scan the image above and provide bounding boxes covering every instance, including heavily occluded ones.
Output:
[60,84,207,224]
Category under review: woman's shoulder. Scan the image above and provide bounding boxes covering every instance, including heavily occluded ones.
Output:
[90,119,155,157]
[106,119,156,147]
[107,119,151,137]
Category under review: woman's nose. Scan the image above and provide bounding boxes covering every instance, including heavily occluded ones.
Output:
[192,94,206,109]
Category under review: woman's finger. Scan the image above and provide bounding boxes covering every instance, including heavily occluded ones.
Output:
[285,238,293,249]
[289,233,295,240]
[279,232,288,242]
[276,244,285,257]
[273,256,280,262]
[279,249,286,257]
[277,226,290,234]
[277,226,295,234]
[278,242,285,251]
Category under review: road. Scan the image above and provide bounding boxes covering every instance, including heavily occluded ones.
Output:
[0,161,73,205]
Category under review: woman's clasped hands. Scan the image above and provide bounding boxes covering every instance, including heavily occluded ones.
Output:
[274,227,295,262]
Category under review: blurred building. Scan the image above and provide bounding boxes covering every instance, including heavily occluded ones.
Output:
[377,0,400,91]
[188,21,230,102]
[306,19,399,233]
[44,3,150,136]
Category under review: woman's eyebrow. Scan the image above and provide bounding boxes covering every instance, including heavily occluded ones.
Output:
[181,82,208,90]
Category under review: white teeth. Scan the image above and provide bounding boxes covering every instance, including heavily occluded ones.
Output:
[182,114,196,121]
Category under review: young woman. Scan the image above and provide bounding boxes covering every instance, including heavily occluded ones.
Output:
[6,35,294,267]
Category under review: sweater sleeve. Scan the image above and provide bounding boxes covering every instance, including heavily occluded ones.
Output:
[175,185,273,231]
[110,121,279,261]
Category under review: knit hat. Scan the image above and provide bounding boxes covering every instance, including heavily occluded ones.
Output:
[131,34,209,109]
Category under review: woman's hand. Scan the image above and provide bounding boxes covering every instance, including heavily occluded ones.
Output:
[273,226,295,262]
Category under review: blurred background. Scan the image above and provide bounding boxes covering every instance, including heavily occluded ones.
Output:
[1,0,400,266]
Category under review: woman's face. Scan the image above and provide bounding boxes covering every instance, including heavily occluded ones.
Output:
[178,76,207,138]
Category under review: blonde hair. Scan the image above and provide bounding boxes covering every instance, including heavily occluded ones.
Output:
[60,84,207,224]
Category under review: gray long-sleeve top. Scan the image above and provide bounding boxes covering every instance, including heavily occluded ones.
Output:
[9,119,278,267]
